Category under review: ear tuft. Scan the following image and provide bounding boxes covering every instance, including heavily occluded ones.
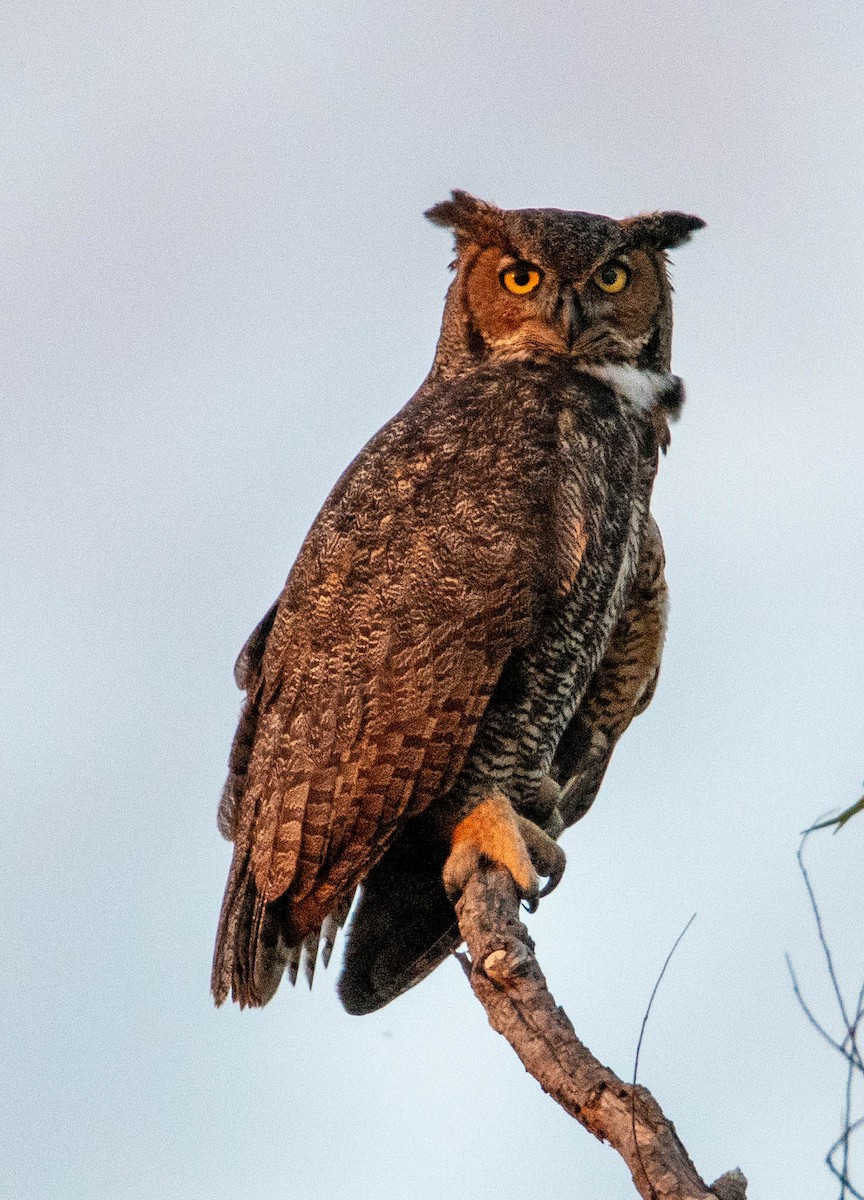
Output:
[624,211,706,251]
[424,190,505,245]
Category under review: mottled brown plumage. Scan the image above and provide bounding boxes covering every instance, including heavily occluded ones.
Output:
[212,191,703,1011]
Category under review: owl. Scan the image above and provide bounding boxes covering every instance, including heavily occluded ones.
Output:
[212,191,703,1014]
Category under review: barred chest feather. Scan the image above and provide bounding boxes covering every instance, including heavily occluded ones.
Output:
[456,365,667,812]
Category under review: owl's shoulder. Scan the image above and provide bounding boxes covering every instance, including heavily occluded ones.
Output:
[314,364,557,512]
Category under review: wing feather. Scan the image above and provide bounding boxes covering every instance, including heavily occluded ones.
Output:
[229,414,539,940]
[217,600,280,840]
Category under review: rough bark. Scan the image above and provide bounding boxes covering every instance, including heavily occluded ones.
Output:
[454,865,747,1200]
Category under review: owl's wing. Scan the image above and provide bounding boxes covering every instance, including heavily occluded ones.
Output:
[252,540,533,912]
[551,513,668,826]
[216,599,280,840]
[336,515,668,1015]
[212,443,541,1006]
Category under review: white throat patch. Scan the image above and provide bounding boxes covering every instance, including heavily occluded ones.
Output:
[583,364,675,413]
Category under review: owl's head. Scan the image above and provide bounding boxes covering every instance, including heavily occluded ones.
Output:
[426,191,703,379]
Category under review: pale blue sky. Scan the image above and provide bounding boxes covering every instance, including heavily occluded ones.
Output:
[2,2,863,1197]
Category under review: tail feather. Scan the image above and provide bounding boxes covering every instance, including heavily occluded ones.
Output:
[320,915,340,969]
[297,893,355,988]
[321,890,354,968]
[212,844,353,1005]
[211,846,288,1008]
[301,931,321,988]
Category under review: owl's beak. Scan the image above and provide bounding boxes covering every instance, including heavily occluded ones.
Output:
[559,287,587,350]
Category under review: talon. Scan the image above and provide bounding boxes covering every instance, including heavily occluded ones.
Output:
[525,775,565,840]
[442,790,564,907]
[534,775,562,821]
[517,814,566,897]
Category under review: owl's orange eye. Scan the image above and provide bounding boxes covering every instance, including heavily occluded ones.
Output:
[593,261,630,294]
[500,263,543,295]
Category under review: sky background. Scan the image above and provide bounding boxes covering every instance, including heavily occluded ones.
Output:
[2,2,863,1197]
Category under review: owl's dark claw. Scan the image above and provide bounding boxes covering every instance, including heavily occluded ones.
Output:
[518,814,566,897]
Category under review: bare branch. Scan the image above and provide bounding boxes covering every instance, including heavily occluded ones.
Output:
[797,836,853,1031]
[827,1118,864,1200]
[785,953,850,1059]
[789,833,863,1199]
[454,864,747,1200]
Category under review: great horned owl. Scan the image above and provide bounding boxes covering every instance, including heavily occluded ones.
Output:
[212,191,704,1014]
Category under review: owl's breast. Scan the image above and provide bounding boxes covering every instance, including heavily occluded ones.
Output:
[542,371,647,599]
[447,363,650,749]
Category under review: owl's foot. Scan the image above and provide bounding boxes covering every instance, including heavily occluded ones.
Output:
[442,790,566,911]
[533,775,566,839]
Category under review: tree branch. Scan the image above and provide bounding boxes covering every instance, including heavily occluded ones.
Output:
[454,864,747,1200]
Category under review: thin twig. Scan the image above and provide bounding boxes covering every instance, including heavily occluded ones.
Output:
[785,953,848,1058]
[842,1049,856,1197]
[632,914,698,1197]
[827,1118,864,1200]
[789,832,862,1199]
[797,835,853,1030]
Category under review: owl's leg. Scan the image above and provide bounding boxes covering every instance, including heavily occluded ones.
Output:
[442,790,566,911]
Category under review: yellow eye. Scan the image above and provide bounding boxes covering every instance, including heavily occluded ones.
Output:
[593,261,630,293]
[500,263,543,295]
